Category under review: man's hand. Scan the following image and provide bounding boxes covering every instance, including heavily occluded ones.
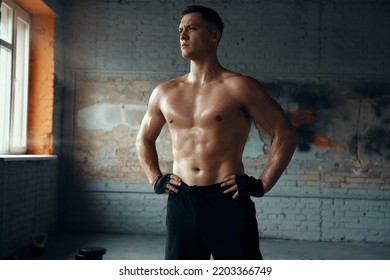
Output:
[221,174,265,199]
[153,173,182,194]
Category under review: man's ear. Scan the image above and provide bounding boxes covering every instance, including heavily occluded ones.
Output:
[212,29,222,43]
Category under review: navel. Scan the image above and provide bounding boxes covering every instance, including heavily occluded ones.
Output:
[215,115,223,122]
[168,118,173,123]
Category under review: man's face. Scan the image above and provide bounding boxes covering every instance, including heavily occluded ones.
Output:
[178,13,216,60]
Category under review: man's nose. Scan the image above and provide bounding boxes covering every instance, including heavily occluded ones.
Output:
[180,30,189,40]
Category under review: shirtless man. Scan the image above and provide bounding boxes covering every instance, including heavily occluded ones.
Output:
[136,5,298,260]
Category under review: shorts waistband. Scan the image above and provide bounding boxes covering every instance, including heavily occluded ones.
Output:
[177,182,227,193]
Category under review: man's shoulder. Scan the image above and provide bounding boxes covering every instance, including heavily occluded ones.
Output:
[155,75,187,93]
[223,72,264,90]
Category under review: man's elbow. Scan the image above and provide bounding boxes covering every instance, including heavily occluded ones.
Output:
[135,135,155,154]
[277,126,299,147]
[135,134,146,155]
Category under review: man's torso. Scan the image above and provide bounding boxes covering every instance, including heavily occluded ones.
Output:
[159,72,254,186]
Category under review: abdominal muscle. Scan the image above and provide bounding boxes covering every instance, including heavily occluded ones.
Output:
[171,126,248,186]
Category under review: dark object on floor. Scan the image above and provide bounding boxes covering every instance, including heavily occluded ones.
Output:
[75,247,107,260]
[31,233,48,256]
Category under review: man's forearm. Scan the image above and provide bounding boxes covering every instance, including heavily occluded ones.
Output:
[260,129,298,193]
[136,139,163,186]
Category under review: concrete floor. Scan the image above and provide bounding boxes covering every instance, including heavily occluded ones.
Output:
[13,232,390,260]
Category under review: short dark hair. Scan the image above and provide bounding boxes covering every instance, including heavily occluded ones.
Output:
[180,5,224,35]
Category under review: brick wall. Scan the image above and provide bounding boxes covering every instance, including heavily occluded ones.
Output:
[0,0,63,258]
[60,0,390,243]
[0,158,58,259]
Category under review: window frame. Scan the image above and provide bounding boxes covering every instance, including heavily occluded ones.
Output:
[0,0,32,154]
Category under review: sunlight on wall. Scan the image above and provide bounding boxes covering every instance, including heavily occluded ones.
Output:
[16,0,55,154]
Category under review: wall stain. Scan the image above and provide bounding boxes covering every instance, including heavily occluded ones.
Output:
[286,84,344,152]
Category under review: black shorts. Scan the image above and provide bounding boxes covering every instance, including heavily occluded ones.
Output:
[165,182,262,260]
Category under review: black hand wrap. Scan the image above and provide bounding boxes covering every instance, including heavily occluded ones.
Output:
[235,174,265,197]
[153,173,172,194]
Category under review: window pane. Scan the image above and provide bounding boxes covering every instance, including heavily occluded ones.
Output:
[0,46,12,153]
[0,3,13,44]
[10,17,30,153]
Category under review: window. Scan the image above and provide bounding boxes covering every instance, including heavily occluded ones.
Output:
[0,0,31,154]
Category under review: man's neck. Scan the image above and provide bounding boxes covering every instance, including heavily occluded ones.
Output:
[187,56,224,85]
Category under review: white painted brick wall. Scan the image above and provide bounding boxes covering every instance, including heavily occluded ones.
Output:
[66,181,389,244]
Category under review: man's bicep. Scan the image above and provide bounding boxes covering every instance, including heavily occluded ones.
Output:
[138,86,167,141]
[138,108,166,142]
[246,82,292,138]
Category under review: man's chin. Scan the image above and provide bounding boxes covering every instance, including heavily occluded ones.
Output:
[181,52,190,59]
[181,52,198,61]
[181,49,195,58]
